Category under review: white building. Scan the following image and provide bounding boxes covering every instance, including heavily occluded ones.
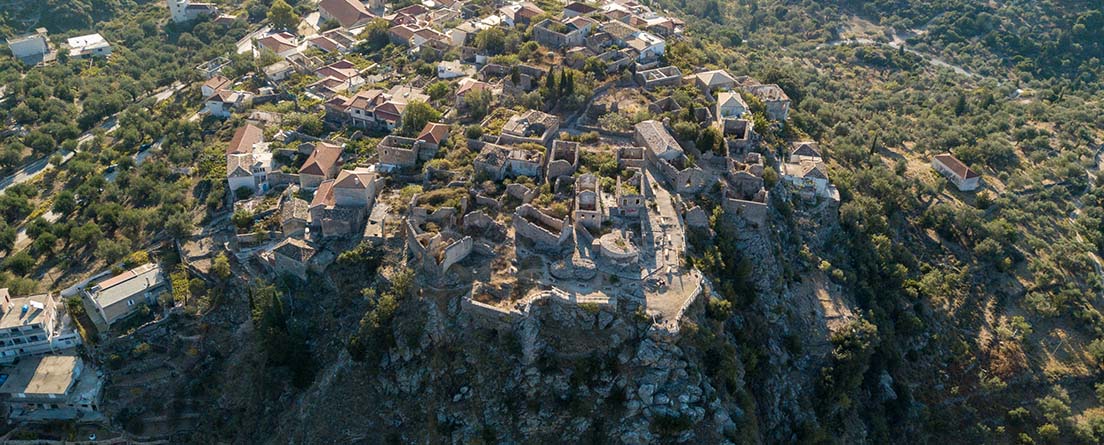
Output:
[6,28,50,61]
[66,33,112,58]
[167,0,219,23]
[0,290,81,364]
[932,153,980,191]
[626,30,664,61]
[437,60,470,79]
[205,89,252,118]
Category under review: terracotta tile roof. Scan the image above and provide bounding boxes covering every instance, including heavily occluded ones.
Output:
[203,75,232,92]
[299,142,343,176]
[316,63,358,81]
[307,35,342,52]
[256,32,297,54]
[395,4,428,16]
[517,2,545,20]
[790,141,821,158]
[319,0,375,28]
[456,77,490,96]
[334,167,376,189]
[389,24,417,41]
[374,101,405,122]
[228,124,263,155]
[934,154,979,179]
[417,122,450,145]
[346,89,384,111]
[310,179,336,207]
[564,2,597,14]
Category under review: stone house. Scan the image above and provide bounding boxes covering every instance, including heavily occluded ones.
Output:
[299,142,344,190]
[500,110,560,148]
[513,204,571,250]
[635,65,682,89]
[741,83,791,121]
[545,140,580,181]
[574,174,603,230]
[270,238,316,281]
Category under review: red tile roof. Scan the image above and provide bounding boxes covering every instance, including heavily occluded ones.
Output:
[417,122,450,145]
[300,142,344,176]
[228,124,263,155]
[934,154,979,179]
[203,75,232,92]
[310,179,336,207]
[319,0,375,28]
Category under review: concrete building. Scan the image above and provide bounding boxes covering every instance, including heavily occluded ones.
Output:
[168,0,219,23]
[0,290,81,364]
[83,264,168,327]
[66,33,112,58]
[932,153,980,191]
[0,355,103,420]
[6,28,50,62]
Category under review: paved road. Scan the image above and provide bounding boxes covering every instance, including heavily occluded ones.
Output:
[237,25,271,55]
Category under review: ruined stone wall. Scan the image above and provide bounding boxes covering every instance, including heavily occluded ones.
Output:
[506,183,540,203]
[437,236,474,274]
[513,204,571,248]
[722,197,768,227]
[267,171,300,189]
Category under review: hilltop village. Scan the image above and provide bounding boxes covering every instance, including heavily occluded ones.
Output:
[0,0,1000,440]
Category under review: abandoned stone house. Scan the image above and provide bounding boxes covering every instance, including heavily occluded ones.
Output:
[635,65,682,89]
[721,153,770,226]
[740,81,791,121]
[546,140,580,181]
[378,135,430,169]
[405,220,474,277]
[615,168,646,217]
[634,120,706,194]
[574,173,603,230]
[514,204,572,251]
[532,16,596,49]
[500,110,560,147]
[268,238,317,281]
[474,143,544,181]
